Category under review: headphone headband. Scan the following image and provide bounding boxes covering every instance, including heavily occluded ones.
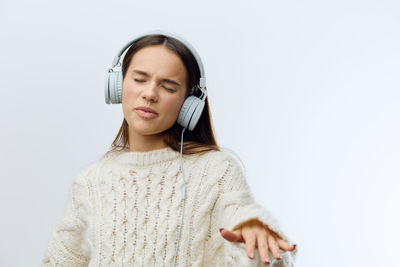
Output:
[107,30,207,94]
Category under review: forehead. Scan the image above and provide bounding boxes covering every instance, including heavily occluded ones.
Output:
[129,45,187,79]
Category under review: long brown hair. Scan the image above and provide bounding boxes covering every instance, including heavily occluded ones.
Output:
[105,34,220,156]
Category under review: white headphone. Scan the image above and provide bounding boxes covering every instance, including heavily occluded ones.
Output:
[105,29,207,131]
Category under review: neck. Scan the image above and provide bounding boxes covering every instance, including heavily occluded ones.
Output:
[128,129,167,152]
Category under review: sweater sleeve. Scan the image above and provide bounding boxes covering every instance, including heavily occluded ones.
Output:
[203,153,298,267]
[41,167,93,266]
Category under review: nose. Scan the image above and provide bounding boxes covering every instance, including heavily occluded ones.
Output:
[142,80,159,103]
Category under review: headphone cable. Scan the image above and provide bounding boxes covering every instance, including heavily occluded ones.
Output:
[173,127,187,267]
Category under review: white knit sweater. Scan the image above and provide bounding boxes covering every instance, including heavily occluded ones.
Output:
[41,146,297,266]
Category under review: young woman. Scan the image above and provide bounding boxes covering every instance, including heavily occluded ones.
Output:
[42,31,297,266]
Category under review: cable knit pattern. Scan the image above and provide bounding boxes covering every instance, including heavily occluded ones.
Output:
[42,146,297,266]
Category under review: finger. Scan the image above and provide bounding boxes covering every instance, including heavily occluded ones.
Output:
[277,238,297,251]
[219,228,243,242]
[267,234,281,260]
[243,231,257,259]
[256,232,271,264]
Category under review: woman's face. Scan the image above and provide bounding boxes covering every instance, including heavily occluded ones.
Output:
[122,44,188,139]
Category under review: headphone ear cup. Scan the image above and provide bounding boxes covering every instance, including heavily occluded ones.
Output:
[177,96,205,131]
[188,98,205,130]
[177,97,191,129]
[105,71,123,104]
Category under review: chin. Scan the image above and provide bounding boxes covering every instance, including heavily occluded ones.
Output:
[133,126,167,136]
[128,119,174,136]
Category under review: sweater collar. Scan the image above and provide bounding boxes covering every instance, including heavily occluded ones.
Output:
[108,146,180,167]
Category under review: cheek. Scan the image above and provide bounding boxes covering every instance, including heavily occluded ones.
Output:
[122,82,140,107]
[123,85,137,100]
[122,83,139,118]
[165,97,184,114]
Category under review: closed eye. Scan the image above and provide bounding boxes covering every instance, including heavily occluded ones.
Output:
[162,86,175,93]
[134,79,175,92]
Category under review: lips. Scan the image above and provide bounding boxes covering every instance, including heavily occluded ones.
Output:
[135,106,158,114]
[135,106,158,119]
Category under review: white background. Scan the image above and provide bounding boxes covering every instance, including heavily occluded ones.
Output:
[1,0,399,266]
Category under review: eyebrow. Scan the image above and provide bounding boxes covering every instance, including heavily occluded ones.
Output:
[132,69,181,87]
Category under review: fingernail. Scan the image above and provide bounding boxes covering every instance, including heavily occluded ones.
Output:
[292,244,297,249]
[219,228,224,233]
[249,252,254,259]
[276,254,281,260]
[264,258,270,264]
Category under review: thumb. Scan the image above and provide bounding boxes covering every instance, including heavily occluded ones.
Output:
[219,228,243,242]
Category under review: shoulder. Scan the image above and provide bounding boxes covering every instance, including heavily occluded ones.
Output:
[204,149,253,197]
[203,147,246,174]
[185,147,247,183]
[71,154,112,186]
[185,146,241,162]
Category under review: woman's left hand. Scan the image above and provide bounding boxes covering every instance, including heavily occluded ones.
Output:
[219,218,296,265]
